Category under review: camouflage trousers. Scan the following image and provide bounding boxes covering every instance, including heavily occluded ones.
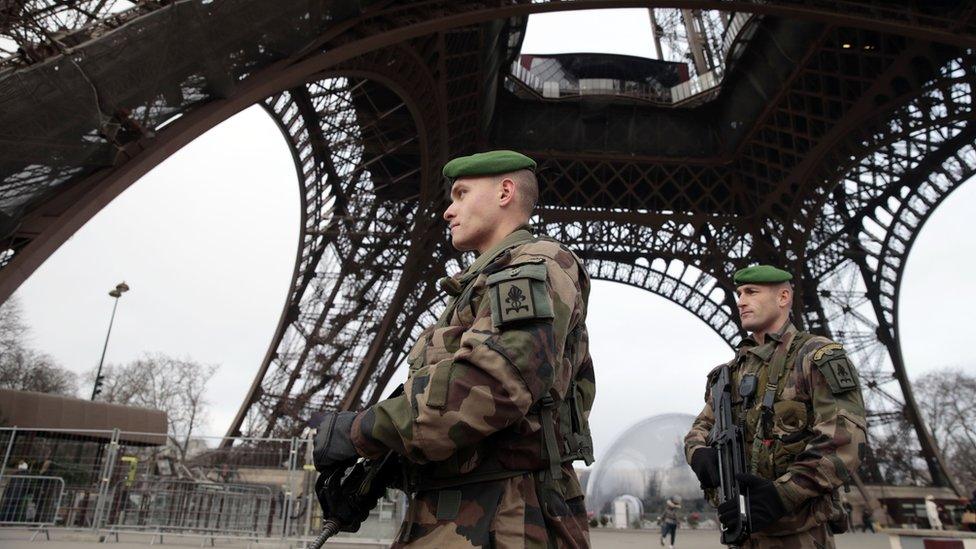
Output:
[744,524,835,549]
[392,473,589,548]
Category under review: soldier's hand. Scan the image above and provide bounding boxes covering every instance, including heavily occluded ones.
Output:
[690,447,721,489]
[718,473,787,533]
[314,465,371,533]
[311,411,360,471]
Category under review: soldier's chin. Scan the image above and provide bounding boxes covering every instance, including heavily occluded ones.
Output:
[450,233,475,252]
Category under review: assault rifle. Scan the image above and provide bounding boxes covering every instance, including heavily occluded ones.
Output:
[305,450,401,549]
[708,364,752,546]
[306,385,404,549]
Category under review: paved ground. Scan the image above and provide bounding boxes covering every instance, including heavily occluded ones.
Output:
[0,528,386,548]
[591,528,891,548]
[0,527,896,548]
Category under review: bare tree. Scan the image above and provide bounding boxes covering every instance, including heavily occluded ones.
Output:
[0,297,77,396]
[914,368,976,492]
[0,294,28,351]
[89,353,218,460]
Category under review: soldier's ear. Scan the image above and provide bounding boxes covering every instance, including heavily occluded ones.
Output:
[498,177,516,207]
[778,285,793,307]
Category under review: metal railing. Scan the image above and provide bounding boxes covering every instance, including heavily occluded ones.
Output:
[511,12,755,105]
[0,427,404,542]
[0,475,65,526]
[106,479,273,537]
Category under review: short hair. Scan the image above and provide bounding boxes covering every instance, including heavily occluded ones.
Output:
[500,169,538,217]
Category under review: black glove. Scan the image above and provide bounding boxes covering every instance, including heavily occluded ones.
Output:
[690,447,721,489]
[718,473,787,534]
[311,411,360,472]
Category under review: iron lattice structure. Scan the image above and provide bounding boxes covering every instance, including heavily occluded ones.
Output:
[2,1,975,493]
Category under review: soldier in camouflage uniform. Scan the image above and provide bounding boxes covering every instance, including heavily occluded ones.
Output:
[684,265,867,549]
[312,150,596,548]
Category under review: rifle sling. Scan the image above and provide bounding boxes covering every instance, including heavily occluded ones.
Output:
[749,331,812,473]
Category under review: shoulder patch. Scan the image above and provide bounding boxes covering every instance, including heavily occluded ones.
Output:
[486,262,554,327]
[811,343,859,394]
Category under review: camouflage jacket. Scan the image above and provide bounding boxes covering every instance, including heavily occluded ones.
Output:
[684,321,867,536]
[350,227,595,546]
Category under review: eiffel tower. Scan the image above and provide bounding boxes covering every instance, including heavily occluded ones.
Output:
[1,1,973,494]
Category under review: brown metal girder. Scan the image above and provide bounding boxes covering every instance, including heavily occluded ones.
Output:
[807,121,976,267]
[0,8,466,305]
[792,76,976,252]
[582,260,743,346]
[825,153,968,493]
[227,86,373,439]
[852,253,963,495]
[743,50,942,201]
[338,215,442,411]
[9,1,976,82]
[538,163,738,214]
[286,1,976,63]
[229,58,440,437]
[275,3,976,110]
[1,4,970,172]
[265,44,445,418]
[580,246,738,271]
[272,87,342,290]
[0,58,303,305]
[732,25,835,159]
[880,150,975,495]
[0,50,438,436]
[538,208,741,226]
[218,91,336,441]
[761,40,939,221]
[527,149,732,166]
[254,229,371,439]
[366,278,447,407]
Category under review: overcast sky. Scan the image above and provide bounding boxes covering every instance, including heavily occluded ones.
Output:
[10,9,976,459]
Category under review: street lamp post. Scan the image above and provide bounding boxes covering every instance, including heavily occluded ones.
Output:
[91,281,130,400]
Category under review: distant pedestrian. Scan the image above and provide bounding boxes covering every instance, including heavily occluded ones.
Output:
[660,496,682,548]
[861,507,876,533]
[925,495,943,530]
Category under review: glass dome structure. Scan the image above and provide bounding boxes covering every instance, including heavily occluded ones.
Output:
[585,413,703,514]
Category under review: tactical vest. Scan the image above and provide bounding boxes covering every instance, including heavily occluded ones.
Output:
[739,329,815,480]
[402,233,594,493]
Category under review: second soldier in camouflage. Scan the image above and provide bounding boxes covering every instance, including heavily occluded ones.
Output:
[685,265,867,549]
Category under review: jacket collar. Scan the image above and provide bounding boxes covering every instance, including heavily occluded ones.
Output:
[739,320,796,361]
[438,225,534,296]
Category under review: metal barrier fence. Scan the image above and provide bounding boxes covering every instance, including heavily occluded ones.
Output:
[107,479,274,536]
[0,475,65,526]
[0,427,404,541]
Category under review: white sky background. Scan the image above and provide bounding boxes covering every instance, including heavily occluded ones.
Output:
[11,9,976,459]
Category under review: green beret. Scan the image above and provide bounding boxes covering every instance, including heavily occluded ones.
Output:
[733,265,793,285]
[442,150,536,180]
